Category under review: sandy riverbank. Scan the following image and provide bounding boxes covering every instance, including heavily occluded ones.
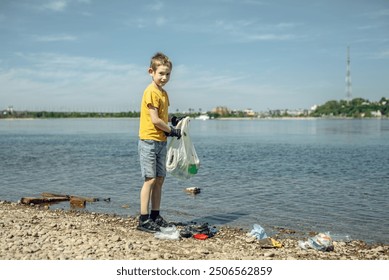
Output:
[0,201,387,260]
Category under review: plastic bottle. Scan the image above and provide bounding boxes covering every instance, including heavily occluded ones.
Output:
[307,237,325,251]
[188,164,198,175]
[331,234,351,242]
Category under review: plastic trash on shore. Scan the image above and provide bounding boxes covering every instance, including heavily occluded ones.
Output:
[330,233,351,242]
[298,232,334,251]
[179,223,217,239]
[193,233,208,240]
[257,237,283,248]
[154,226,180,240]
[247,224,268,240]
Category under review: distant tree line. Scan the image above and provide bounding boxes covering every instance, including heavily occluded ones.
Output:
[0,110,140,119]
[0,110,203,119]
[310,97,389,118]
[2,97,388,119]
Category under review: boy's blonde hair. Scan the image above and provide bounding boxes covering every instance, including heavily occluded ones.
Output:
[150,52,172,71]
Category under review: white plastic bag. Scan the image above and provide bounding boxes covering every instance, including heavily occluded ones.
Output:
[154,226,180,240]
[166,117,200,179]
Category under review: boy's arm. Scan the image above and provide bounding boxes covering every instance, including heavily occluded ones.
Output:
[148,105,171,133]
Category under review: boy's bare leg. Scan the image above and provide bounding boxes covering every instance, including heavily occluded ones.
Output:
[151,176,164,211]
[140,177,156,215]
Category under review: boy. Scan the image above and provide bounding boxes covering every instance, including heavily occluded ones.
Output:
[137,52,181,233]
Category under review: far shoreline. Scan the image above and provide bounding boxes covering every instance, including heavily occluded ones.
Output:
[1,116,387,121]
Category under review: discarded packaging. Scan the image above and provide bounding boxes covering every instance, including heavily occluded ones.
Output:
[257,238,283,248]
[330,233,351,242]
[193,233,208,240]
[185,187,201,194]
[154,226,180,240]
[298,232,334,251]
[247,224,268,240]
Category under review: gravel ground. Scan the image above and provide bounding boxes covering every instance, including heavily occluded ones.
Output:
[0,201,388,260]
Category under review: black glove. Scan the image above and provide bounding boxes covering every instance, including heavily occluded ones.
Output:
[166,126,182,139]
[171,115,186,126]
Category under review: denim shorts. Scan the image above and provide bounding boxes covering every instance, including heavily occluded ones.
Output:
[138,139,167,178]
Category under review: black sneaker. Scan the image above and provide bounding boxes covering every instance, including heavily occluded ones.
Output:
[179,229,193,238]
[154,215,172,227]
[137,218,160,233]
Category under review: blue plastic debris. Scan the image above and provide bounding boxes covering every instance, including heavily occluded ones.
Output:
[248,224,268,240]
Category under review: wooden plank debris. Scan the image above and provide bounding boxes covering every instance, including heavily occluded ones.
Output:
[41,192,69,199]
[70,195,97,202]
[20,192,110,206]
[42,192,103,202]
[20,196,69,205]
[70,197,86,208]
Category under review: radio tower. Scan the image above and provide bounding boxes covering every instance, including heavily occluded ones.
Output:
[345,46,352,102]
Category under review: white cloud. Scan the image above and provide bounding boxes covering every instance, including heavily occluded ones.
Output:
[146,1,164,11]
[156,16,166,26]
[0,53,148,111]
[367,9,389,18]
[0,52,276,112]
[213,19,300,43]
[244,33,296,42]
[42,0,68,12]
[371,49,389,59]
[34,34,77,42]
[39,0,91,12]
[0,51,336,112]
[124,16,166,29]
[123,18,147,29]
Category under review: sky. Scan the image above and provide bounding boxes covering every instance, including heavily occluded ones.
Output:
[0,0,388,113]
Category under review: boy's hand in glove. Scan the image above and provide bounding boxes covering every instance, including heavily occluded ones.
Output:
[166,126,182,139]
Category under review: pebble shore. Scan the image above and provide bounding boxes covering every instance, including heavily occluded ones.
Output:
[1,201,388,260]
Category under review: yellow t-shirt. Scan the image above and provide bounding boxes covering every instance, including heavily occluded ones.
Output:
[139,84,170,141]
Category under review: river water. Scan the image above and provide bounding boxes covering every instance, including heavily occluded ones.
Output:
[0,118,388,243]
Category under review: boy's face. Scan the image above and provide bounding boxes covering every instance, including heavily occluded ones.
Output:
[149,65,171,89]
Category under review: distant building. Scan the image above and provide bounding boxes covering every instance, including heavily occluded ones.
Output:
[212,106,230,116]
[243,108,255,117]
